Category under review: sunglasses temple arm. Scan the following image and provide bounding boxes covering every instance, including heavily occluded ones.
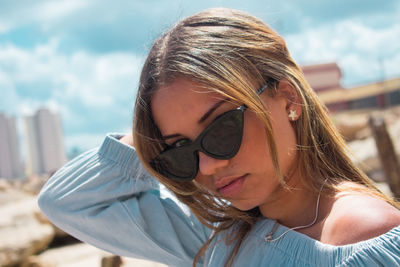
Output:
[239,84,269,112]
[257,84,269,95]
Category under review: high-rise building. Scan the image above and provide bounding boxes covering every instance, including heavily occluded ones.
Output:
[0,113,23,179]
[25,108,67,176]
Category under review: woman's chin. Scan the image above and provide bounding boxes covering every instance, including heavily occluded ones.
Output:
[230,201,258,212]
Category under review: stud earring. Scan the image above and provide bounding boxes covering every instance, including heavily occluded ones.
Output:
[288,109,298,121]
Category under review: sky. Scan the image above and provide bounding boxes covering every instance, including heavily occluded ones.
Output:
[1,0,399,158]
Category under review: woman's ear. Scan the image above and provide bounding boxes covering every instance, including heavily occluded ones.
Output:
[277,79,302,122]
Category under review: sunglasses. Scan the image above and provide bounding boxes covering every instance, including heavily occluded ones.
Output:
[150,84,269,182]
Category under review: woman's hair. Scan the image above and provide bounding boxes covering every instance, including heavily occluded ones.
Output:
[133,8,398,266]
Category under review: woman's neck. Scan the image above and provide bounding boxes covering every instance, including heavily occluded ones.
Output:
[258,176,325,229]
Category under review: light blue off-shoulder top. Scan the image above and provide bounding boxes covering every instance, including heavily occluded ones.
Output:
[38,134,400,267]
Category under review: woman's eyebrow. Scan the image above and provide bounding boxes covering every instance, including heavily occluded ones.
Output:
[198,99,227,123]
[162,98,228,140]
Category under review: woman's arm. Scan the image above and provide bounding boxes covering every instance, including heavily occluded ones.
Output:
[38,134,211,267]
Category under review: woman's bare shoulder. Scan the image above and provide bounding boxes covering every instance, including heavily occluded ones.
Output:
[321,182,400,246]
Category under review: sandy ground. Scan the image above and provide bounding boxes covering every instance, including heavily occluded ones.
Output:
[32,243,169,267]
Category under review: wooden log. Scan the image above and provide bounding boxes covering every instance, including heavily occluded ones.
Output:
[368,115,400,199]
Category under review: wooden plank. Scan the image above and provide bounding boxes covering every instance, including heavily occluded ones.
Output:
[369,115,400,199]
[318,77,400,104]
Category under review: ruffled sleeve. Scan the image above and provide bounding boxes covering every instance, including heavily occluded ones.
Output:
[38,134,211,267]
[338,226,400,266]
[209,219,400,267]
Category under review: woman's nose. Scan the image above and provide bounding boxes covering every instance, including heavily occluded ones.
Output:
[198,152,229,176]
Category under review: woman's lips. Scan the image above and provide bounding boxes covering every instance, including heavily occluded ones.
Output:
[217,174,247,198]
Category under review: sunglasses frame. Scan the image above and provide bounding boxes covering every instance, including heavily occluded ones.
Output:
[150,83,269,182]
[150,105,247,181]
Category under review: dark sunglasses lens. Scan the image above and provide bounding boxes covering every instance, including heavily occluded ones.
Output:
[151,147,197,181]
[201,110,244,157]
[151,109,244,181]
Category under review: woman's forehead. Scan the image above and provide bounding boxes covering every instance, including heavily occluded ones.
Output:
[150,78,238,135]
[151,78,230,107]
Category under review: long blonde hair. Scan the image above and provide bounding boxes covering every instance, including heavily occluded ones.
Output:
[133,8,398,266]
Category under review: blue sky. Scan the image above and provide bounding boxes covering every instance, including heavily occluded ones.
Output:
[1,0,399,157]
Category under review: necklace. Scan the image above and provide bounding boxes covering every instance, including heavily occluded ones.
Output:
[264,178,328,242]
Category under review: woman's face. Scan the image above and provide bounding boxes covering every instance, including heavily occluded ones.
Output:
[151,77,299,211]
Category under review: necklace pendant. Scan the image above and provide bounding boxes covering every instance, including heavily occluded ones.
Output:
[264,234,273,242]
[265,221,279,242]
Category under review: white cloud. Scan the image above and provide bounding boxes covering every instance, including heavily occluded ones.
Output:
[2,1,399,156]
[18,99,51,116]
[384,53,400,80]
[57,52,143,107]
[0,40,143,107]
[0,72,18,113]
[0,40,144,154]
[0,22,10,34]
[285,19,400,86]
[36,0,91,23]
[65,133,107,152]
[0,0,92,34]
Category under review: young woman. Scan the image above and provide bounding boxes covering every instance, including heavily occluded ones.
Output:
[39,8,400,267]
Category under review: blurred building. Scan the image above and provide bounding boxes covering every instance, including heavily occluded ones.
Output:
[318,77,400,112]
[25,108,67,176]
[301,62,400,112]
[302,62,344,93]
[0,113,23,179]
[301,62,347,111]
